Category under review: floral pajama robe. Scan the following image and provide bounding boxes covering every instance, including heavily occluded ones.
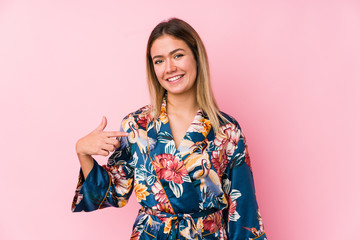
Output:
[72,98,267,240]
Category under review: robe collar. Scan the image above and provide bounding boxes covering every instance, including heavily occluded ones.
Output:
[148,96,213,157]
[145,96,213,213]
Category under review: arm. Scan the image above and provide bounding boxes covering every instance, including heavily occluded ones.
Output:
[76,154,94,180]
[75,116,127,179]
[72,117,134,212]
[223,125,267,239]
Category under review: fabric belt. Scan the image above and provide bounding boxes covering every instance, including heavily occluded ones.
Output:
[140,207,219,240]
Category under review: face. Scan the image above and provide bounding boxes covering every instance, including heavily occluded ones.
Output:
[150,34,197,97]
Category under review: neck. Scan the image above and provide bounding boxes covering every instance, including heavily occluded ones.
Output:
[166,91,199,115]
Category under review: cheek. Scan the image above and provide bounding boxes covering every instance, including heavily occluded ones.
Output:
[186,60,197,80]
[154,66,163,80]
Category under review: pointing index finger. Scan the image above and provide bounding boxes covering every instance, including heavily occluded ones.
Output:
[105,131,129,138]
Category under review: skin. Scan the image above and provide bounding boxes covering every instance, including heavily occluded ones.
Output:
[76,116,128,179]
[76,35,199,177]
[150,34,199,148]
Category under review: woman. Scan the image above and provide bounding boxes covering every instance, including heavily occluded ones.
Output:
[72,18,267,240]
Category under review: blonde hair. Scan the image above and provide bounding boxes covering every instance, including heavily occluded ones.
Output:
[146,18,227,134]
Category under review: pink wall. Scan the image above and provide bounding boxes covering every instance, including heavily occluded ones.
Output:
[1,0,359,239]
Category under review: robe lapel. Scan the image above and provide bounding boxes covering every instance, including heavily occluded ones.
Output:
[177,108,212,159]
[146,97,212,214]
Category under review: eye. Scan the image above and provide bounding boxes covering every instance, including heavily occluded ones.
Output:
[174,54,184,59]
[154,59,163,65]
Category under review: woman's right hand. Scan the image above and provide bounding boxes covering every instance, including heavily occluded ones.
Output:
[75,116,129,179]
[76,116,129,157]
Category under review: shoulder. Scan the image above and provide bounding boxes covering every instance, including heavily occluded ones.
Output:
[121,105,153,131]
[215,111,247,148]
[122,104,152,120]
[219,111,242,130]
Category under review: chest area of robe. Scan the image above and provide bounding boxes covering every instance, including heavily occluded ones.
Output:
[122,105,239,215]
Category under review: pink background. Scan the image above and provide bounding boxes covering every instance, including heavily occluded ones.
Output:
[1,0,359,239]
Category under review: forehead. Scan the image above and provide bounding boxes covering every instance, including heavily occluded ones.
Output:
[150,35,190,57]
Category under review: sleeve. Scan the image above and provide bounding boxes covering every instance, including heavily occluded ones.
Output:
[71,122,135,212]
[222,124,267,240]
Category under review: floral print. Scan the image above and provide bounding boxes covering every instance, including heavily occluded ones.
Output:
[72,97,266,239]
[151,181,167,203]
[153,154,188,184]
[104,164,133,196]
[130,229,140,240]
[203,211,222,233]
[227,189,241,222]
[187,113,212,137]
[214,123,240,156]
[151,181,174,213]
[134,181,150,202]
[211,150,228,177]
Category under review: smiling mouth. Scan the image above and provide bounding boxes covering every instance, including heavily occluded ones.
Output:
[167,74,184,82]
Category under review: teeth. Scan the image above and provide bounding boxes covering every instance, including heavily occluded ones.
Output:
[168,75,182,82]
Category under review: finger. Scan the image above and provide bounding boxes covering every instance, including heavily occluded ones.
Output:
[105,131,129,138]
[105,138,120,146]
[102,143,116,152]
[98,149,110,156]
[95,116,107,132]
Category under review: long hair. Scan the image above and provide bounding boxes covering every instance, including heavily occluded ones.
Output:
[146,18,227,134]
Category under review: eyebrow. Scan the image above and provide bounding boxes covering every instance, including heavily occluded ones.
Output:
[152,48,185,60]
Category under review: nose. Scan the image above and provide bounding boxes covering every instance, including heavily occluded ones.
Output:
[165,59,176,73]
